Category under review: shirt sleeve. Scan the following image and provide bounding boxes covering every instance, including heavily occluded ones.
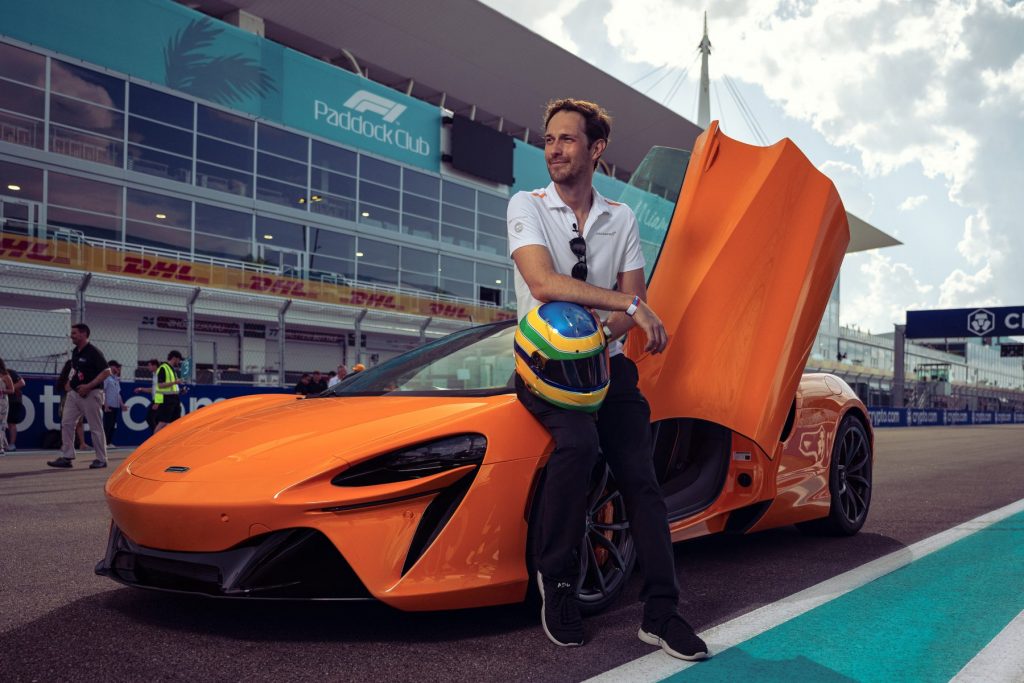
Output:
[619,207,646,274]
[507,192,549,257]
[92,346,108,375]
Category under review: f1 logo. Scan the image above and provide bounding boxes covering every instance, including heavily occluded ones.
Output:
[343,90,406,122]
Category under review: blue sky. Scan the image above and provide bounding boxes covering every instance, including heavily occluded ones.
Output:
[482,0,1023,334]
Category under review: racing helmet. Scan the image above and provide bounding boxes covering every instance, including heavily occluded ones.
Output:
[514,302,610,413]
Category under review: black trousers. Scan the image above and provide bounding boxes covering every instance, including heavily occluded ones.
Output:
[516,354,679,619]
[103,408,118,445]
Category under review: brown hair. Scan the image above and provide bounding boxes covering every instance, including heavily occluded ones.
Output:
[543,98,612,146]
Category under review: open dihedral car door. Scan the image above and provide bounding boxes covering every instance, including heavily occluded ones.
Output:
[626,122,849,458]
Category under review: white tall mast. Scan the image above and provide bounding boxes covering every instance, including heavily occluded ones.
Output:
[697,11,712,128]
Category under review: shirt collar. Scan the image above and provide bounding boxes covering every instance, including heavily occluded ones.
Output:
[541,181,612,219]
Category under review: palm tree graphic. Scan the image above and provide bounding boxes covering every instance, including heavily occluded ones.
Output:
[164,18,277,105]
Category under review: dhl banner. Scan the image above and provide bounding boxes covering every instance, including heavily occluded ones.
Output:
[0,235,515,324]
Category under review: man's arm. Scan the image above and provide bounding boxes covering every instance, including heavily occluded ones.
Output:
[80,367,111,395]
[512,247,668,353]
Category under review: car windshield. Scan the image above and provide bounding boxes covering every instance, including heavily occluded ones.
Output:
[324,321,518,396]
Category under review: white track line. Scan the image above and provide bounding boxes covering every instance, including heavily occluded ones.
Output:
[585,497,1024,683]
[950,608,1024,683]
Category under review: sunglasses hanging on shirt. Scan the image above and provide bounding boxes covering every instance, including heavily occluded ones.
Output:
[569,222,588,282]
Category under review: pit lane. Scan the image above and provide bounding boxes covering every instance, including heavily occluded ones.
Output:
[2,425,1022,682]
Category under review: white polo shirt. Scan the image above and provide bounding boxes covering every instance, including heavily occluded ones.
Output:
[507,181,645,356]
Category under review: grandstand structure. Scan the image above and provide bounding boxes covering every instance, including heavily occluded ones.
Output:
[0,0,1019,404]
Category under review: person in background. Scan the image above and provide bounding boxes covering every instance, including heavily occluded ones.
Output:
[327,364,348,388]
[311,370,328,393]
[4,364,25,452]
[48,323,110,469]
[294,373,314,395]
[102,360,126,448]
[56,359,86,449]
[0,358,14,455]
[153,351,184,434]
[133,359,161,434]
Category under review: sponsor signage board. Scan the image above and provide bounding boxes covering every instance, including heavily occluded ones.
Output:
[867,409,1020,428]
[906,306,1024,339]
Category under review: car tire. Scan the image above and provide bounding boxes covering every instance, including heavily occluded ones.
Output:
[798,414,873,536]
[526,461,637,616]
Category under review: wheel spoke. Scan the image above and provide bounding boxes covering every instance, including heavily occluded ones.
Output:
[588,467,610,509]
[848,482,866,512]
[842,488,856,520]
[848,474,870,487]
[592,520,630,532]
[592,530,626,572]
[593,489,621,514]
[586,536,607,593]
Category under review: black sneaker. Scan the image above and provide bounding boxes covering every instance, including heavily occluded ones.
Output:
[89,460,108,469]
[537,571,583,647]
[639,614,709,661]
[47,457,74,468]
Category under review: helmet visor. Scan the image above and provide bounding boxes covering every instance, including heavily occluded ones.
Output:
[538,353,609,391]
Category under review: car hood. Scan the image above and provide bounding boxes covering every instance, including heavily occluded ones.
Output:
[629,122,849,456]
[126,392,512,483]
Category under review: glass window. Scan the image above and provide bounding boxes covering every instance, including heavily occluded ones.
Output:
[0,79,44,118]
[126,188,190,229]
[0,159,43,202]
[50,94,124,138]
[0,110,44,149]
[477,192,507,217]
[50,60,124,110]
[402,271,438,292]
[258,123,306,161]
[477,262,505,288]
[443,181,475,208]
[440,278,473,299]
[442,204,474,229]
[401,247,436,274]
[129,84,193,129]
[128,145,192,184]
[125,220,191,253]
[312,140,356,174]
[48,206,121,242]
[194,233,252,261]
[477,213,505,236]
[256,217,305,251]
[196,162,252,197]
[49,126,123,166]
[477,233,506,256]
[358,205,399,231]
[310,228,354,260]
[311,168,355,197]
[360,155,399,187]
[198,105,253,146]
[0,42,45,85]
[310,254,355,280]
[358,238,398,267]
[197,135,252,171]
[357,263,398,286]
[48,172,122,215]
[128,116,192,156]
[310,194,356,221]
[195,202,251,240]
[359,180,399,209]
[257,152,307,186]
[440,254,473,281]
[403,193,438,219]
[403,168,439,198]
[402,214,439,240]
[256,176,306,208]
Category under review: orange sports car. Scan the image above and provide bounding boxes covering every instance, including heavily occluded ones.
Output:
[97,123,873,613]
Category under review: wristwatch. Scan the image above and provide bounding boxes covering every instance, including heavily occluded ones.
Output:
[625,295,640,317]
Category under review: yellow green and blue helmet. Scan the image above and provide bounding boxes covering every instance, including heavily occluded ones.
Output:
[514,302,610,413]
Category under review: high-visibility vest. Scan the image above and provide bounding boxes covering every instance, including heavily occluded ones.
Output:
[154,362,179,404]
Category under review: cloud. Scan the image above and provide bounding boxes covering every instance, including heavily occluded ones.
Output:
[481,0,584,53]
[818,160,874,218]
[898,194,927,211]
[841,251,934,332]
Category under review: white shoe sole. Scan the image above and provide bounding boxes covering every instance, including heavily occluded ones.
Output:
[538,571,582,647]
[638,628,709,661]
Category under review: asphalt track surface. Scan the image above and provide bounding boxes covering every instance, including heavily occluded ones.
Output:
[2,425,1022,682]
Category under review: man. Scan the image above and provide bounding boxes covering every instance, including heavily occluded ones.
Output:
[311,370,328,393]
[102,360,126,448]
[5,365,25,452]
[507,98,708,660]
[294,373,314,395]
[48,323,110,469]
[133,359,161,433]
[327,364,348,388]
[153,351,184,433]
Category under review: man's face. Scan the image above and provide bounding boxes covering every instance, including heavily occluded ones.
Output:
[170,357,181,368]
[544,111,604,186]
[69,328,86,347]
[148,363,158,374]
[110,365,120,376]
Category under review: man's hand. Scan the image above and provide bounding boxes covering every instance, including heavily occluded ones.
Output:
[632,300,668,354]
[76,385,91,397]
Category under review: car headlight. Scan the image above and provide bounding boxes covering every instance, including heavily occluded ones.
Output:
[331,434,487,487]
